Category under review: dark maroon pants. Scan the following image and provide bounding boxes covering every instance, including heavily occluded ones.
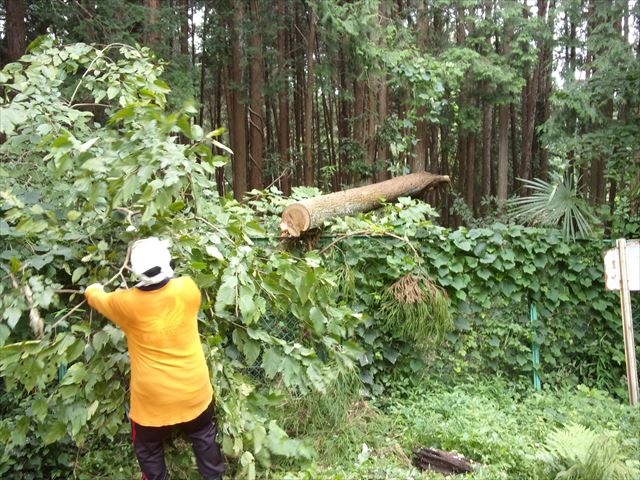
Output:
[131,404,225,480]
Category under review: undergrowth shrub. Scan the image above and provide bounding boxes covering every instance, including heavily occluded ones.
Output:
[541,424,640,480]
[318,207,631,398]
[272,381,640,479]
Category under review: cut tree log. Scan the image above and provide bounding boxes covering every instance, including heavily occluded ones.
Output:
[279,172,450,237]
[412,447,474,474]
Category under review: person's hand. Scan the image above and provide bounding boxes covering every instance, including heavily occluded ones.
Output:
[85,283,104,292]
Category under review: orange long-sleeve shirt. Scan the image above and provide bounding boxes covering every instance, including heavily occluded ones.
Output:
[85,277,213,427]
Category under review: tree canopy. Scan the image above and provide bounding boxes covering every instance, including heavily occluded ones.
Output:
[2,0,638,234]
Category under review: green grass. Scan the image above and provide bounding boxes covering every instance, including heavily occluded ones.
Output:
[71,377,640,480]
[272,379,640,480]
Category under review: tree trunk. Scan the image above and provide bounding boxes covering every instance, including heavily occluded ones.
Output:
[519,71,538,183]
[377,75,389,181]
[440,125,451,224]
[413,2,430,174]
[293,8,304,186]
[321,89,336,188]
[303,7,316,186]
[414,110,428,173]
[179,0,189,56]
[144,0,161,47]
[249,0,265,190]
[5,0,27,64]
[536,0,554,181]
[227,1,248,200]
[280,172,450,237]
[198,3,209,126]
[510,103,519,185]
[214,68,225,197]
[466,133,477,213]
[497,103,510,200]
[481,103,493,201]
[365,79,378,182]
[337,45,350,188]
[353,70,366,185]
[277,0,291,195]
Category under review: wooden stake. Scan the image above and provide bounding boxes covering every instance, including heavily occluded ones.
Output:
[617,239,639,406]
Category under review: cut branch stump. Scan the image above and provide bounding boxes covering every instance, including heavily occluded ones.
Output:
[279,172,450,237]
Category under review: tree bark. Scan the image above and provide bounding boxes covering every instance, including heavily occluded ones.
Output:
[277,0,291,195]
[466,133,477,212]
[5,0,27,64]
[353,69,366,185]
[365,79,378,182]
[481,103,493,201]
[303,7,316,186]
[227,1,248,200]
[413,2,430,174]
[144,0,161,48]
[280,172,450,237]
[249,0,265,190]
[377,74,390,181]
[497,103,510,200]
[179,0,189,56]
[337,44,350,188]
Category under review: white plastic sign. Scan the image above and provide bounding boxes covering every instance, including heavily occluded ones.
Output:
[604,240,640,291]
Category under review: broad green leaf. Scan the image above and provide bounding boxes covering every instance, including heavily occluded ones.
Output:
[215,274,237,311]
[72,266,87,284]
[242,339,261,366]
[305,364,326,392]
[239,451,256,480]
[59,362,87,386]
[253,425,267,454]
[238,284,257,324]
[262,348,283,379]
[31,397,48,421]
[308,306,326,334]
[206,245,224,260]
[15,218,48,234]
[294,269,315,304]
[80,156,107,172]
[0,106,28,135]
[78,137,98,152]
[41,420,66,445]
[10,416,30,447]
[87,400,100,420]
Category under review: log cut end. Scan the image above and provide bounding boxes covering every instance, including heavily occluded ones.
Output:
[279,202,311,237]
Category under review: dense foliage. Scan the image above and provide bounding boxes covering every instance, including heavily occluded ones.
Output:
[317,203,631,398]
[1,41,638,479]
[2,0,639,230]
[0,40,361,479]
[273,382,640,479]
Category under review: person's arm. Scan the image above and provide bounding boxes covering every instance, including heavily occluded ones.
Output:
[84,283,126,327]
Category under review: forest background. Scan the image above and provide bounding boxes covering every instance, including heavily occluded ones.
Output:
[1,1,640,479]
[3,0,639,227]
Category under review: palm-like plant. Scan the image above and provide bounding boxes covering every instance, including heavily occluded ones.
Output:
[507,176,599,241]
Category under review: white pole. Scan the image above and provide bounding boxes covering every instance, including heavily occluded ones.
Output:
[617,238,639,406]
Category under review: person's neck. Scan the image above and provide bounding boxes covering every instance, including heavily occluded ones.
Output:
[137,278,171,291]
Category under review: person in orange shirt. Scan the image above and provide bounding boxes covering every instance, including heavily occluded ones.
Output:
[85,237,225,480]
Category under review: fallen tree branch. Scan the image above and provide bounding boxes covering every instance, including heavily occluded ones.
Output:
[8,271,44,338]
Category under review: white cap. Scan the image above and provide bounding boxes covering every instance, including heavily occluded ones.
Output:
[130,237,174,286]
